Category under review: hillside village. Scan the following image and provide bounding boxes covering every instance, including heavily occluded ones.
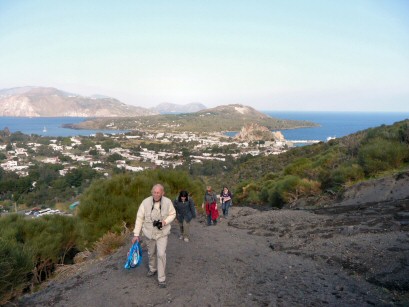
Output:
[0,126,294,178]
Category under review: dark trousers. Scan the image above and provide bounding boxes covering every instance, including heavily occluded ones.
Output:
[207,214,217,225]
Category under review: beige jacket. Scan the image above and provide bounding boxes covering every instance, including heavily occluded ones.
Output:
[133,196,176,240]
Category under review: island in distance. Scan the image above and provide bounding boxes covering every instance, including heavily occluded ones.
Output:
[0,86,318,133]
[150,102,207,114]
[66,104,319,133]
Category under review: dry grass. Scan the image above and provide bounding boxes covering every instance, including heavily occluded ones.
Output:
[93,222,130,258]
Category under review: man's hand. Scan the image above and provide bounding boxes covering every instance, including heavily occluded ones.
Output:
[132,236,139,244]
[162,220,167,226]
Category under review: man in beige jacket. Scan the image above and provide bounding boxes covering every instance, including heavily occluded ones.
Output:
[132,184,176,288]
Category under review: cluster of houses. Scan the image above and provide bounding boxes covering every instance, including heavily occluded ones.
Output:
[1,131,292,177]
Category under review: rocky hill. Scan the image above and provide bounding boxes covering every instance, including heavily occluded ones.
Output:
[68,104,318,132]
[151,102,207,114]
[234,123,285,142]
[0,87,157,117]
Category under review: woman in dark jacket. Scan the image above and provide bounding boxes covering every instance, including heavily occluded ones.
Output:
[173,191,196,242]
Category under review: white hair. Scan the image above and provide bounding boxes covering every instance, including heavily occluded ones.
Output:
[151,184,165,193]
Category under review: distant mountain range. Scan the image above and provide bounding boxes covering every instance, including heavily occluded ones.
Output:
[0,87,157,117]
[0,87,207,117]
[150,102,207,114]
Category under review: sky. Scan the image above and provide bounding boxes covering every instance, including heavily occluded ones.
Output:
[0,0,408,112]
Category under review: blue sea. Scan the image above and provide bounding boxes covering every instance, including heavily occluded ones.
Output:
[265,111,409,143]
[0,112,408,140]
[0,117,127,137]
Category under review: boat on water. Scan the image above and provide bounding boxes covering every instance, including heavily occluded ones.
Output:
[43,126,47,132]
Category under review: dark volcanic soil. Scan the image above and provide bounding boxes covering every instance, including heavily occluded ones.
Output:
[15,197,409,307]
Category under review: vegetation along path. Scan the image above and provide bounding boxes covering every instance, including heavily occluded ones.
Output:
[17,203,409,306]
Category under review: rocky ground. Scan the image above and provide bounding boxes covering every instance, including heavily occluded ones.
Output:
[11,172,409,306]
[14,200,408,306]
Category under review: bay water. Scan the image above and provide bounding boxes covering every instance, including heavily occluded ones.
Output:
[266,111,409,143]
[1,112,408,141]
[0,117,127,137]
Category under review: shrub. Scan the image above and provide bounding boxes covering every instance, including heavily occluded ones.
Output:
[312,150,342,171]
[234,181,261,205]
[93,228,129,258]
[284,158,312,177]
[358,138,409,175]
[0,213,84,294]
[329,164,365,188]
[78,169,204,245]
[260,175,321,208]
[398,123,409,144]
[0,238,34,305]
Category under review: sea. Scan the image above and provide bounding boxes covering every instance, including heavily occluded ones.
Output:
[0,117,128,137]
[1,112,409,142]
[266,111,409,144]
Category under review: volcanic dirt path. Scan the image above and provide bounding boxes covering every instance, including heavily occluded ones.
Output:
[17,204,409,306]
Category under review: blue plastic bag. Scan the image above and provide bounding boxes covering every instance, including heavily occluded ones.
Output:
[124,241,143,269]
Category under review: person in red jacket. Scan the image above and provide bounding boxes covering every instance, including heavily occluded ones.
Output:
[202,186,219,226]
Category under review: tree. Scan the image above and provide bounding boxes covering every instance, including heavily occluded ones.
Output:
[102,139,120,153]
[89,149,98,156]
[107,153,123,162]
[65,166,98,188]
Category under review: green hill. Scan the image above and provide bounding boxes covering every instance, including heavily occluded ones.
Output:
[217,119,409,207]
[67,104,318,132]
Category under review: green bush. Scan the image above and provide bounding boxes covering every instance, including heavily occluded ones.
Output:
[260,175,321,208]
[284,158,312,177]
[398,123,409,144]
[234,181,262,205]
[259,176,298,208]
[0,238,34,304]
[0,214,82,303]
[78,169,204,245]
[312,150,342,171]
[358,138,409,175]
[327,164,365,190]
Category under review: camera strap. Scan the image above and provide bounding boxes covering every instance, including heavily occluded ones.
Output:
[151,197,162,215]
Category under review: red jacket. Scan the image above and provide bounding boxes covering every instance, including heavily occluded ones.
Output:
[205,202,219,220]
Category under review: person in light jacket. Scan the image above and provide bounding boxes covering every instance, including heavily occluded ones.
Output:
[173,190,196,242]
[132,184,176,288]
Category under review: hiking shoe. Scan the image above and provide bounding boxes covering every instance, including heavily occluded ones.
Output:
[179,235,183,240]
[184,237,189,242]
[158,281,167,288]
[147,270,156,277]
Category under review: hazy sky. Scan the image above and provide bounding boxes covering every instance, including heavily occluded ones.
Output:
[0,1,408,111]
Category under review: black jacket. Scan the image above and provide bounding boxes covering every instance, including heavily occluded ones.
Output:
[173,198,196,223]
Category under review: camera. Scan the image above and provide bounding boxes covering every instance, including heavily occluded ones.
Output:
[153,220,163,230]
